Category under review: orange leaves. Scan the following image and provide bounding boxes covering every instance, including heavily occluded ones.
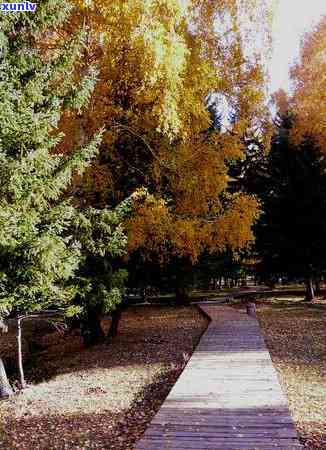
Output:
[125,190,173,260]
[126,190,260,263]
[211,193,260,254]
[158,140,227,217]
[290,17,326,150]
[57,0,273,265]
[64,0,272,142]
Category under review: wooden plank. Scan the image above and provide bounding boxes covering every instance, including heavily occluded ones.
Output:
[135,305,303,450]
[137,438,303,450]
[136,444,303,450]
[145,427,298,438]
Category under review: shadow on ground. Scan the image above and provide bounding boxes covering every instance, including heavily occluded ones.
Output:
[0,372,178,450]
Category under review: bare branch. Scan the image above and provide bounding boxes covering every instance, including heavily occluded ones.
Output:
[111,123,171,169]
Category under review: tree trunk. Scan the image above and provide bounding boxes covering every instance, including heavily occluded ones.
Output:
[17,319,26,389]
[66,315,81,334]
[175,284,190,305]
[107,308,122,341]
[107,297,128,342]
[174,259,192,305]
[305,277,315,302]
[315,278,321,296]
[80,311,105,347]
[0,358,13,398]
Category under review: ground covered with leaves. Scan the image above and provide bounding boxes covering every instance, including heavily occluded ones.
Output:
[0,306,208,449]
[257,296,326,449]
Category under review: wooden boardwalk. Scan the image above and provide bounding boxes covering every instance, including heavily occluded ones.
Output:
[135,305,302,450]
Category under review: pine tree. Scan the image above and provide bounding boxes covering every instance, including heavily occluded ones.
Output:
[0,0,101,315]
[244,111,326,300]
[0,0,125,394]
[71,206,129,346]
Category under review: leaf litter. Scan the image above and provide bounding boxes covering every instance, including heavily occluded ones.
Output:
[0,306,208,449]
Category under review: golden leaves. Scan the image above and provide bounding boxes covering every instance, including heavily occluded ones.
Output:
[290,17,326,150]
[58,0,273,263]
[126,189,260,263]
[65,0,272,141]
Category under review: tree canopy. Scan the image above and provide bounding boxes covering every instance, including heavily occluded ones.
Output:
[290,16,326,151]
[58,0,273,271]
[0,0,127,322]
[242,109,326,299]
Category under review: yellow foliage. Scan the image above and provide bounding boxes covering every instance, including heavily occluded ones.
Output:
[59,0,273,263]
[290,17,326,150]
[126,189,260,263]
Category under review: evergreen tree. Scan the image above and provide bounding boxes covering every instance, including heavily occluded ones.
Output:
[0,0,100,315]
[71,206,129,346]
[0,0,127,394]
[244,113,326,300]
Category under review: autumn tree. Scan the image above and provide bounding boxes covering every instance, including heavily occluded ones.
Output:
[290,16,326,150]
[59,0,273,301]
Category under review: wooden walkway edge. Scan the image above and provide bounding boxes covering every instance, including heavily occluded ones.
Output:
[135,305,303,450]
